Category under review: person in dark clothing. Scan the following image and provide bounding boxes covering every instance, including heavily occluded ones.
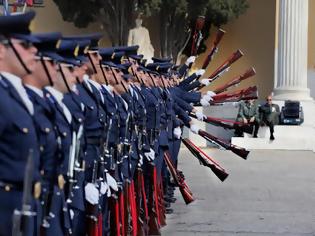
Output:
[259,95,280,140]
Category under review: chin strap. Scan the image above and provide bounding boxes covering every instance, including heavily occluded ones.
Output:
[58,64,71,93]
[40,56,54,86]
[99,61,108,86]
[9,40,31,75]
[87,53,97,74]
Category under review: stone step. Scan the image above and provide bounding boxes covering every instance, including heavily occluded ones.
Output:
[233,124,315,150]
[232,136,313,150]
[244,125,315,139]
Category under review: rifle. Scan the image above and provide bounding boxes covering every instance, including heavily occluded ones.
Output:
[182,139,229,182]
[197,50,244,90]
[135,167,149,236]
[202,28,226,69]
[86,160,99,236]
[214,67,256,94]
[163,151,194,205]
[189,113,253,134]
[197,129,249,159]
[148,164,161,235]
[12,149,36,236]
[66,131,77,204]
[211,86,258,104]
[191,16,206,56]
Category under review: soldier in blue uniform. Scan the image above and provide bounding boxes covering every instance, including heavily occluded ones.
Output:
[23,32,66,235]
[0,11,40,236]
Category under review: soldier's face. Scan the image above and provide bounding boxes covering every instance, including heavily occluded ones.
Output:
[86,51,102,74]
[111,68,123,84]
[103,66,116,85]
[5,39,37,76]
[73,64,87,83]
[58,63,76,93]
[42,57,58,86]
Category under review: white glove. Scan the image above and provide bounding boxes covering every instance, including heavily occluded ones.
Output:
[232,102,239,108]
[107,186,112,197]
[106,173,118,192]
[200,79,210,86]
[144,148,155,162]
[100,181,108,195]
[138,154,144,167]
[185,56,196,66]
[202,94,213,102]
[190,124,200,134]
[195,69,205,77]
[200,98,210,107]
[173,127,182,139]
[207,91,216,97]
[271,107,276,112]
[195,111,206,121]
[70,209,74,220]
[84,183,99,205]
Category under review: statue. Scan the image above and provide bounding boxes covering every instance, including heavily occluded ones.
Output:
[128,16,154,60]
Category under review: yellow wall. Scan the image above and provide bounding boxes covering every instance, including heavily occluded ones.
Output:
[196,0,277,99]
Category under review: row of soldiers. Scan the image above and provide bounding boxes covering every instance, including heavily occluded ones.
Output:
[0,11,217,236]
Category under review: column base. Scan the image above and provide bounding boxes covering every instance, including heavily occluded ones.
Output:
[273,87,313,101]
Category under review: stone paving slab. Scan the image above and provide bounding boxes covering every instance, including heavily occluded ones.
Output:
[161,149,315,236]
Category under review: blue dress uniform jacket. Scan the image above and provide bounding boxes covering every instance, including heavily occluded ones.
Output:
[44,89,72,177]
[26,88,58,183]
[43,88,73,236]
[25,87,60,235]
[177,64,189,77]
[63,92,86,215]
[171,86,201,104]
[0,76,39,236]
[76,82,103,176]
[63,92,85,133]
[178,73,198,90]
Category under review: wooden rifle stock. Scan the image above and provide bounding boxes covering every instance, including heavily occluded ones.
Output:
[212,86,258,103]
[86,161,99,236]
[202,28,226,69]
[191,16,206,56]
[182,139,229,182]
[189,113,253,134]
[214,67,256,94]
[208,49,243,81]
[135,169,149,236]
[163,152,194,205]
[198,129,249,160]
[148,165,160,235]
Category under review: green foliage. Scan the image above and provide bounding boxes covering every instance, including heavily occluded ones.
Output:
[182,0,249,56]
[53,0,101,28]
[53,0,249,57]
[138,0,162,16]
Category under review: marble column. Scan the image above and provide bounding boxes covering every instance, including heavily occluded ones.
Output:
[274,0,312,101]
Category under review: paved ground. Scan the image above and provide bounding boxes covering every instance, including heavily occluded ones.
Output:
[161,148,315,236]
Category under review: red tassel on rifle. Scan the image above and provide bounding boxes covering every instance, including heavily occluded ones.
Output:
[158,180,166,227]
[115,201,121,236]
[140,174,149,220]
[119,192,125,236]
[153,167,161,226]
[130,181,138,236]
[97,213,102,236]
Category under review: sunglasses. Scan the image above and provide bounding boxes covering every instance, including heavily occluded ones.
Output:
[13,40,34,49]
[60,63,75,72]
[40,56,58,66]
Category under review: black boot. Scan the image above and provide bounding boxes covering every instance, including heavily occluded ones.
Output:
[270,133,275,140]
